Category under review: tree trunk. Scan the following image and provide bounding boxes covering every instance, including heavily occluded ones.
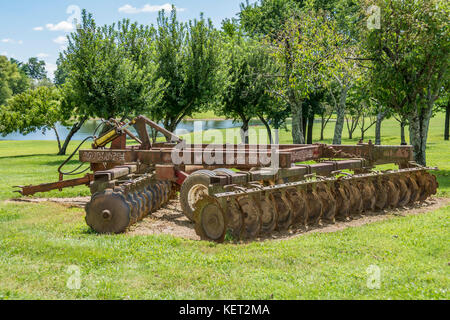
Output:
[408,106,432,166]
[445,103,449,141]
[332,86,349,145]
[400,121,407,145]
[240,118,250,144]
[307,112,314,144]
[375,110,386,145]
[291,100,305,144]
[53,126,62,154]
[57,117,87,156]
[320,114,325,141]
[302,104,309,141]
[258,115,273,144]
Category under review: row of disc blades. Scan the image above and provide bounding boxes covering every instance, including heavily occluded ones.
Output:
[194,171,438,242]
[85,176,172,234]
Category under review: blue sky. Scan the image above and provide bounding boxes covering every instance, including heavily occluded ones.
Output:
[0,1,247,78]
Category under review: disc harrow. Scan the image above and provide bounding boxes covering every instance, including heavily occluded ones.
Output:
[85,175,173,234]
[193,168,438,242]
[16,115,439,242]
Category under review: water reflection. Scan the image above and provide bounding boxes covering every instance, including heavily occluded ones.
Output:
[0,119,271,141]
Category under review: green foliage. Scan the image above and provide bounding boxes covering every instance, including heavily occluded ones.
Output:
[362,0,449,114]
[0,56,29,106]
[19,57,48,81]
[217,34,277,132]
[0,87,65,137]
[152,8,222,131]
[361,0,449,164]
[239,0,305,37]
[60,10,164,121]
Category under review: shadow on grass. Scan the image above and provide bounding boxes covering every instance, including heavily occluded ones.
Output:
[0,153,56,160]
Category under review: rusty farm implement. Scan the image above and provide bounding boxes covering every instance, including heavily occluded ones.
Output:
[16,115,439,242]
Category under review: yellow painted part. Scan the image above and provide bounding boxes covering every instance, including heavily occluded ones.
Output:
[93,129,119,148]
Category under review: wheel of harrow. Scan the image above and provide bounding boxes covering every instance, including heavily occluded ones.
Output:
[238,196,262,239]
[414,171,430,201]
[142,187,154,215]
[85,189,131,234]
[133,190,145,221]
[316,183,336,224]
[161,181,170,204]
[226,198,244,239]
[139,188,151,218]
[333,181,350,221]
[193,196,227,243]
[259,194,278,234]
[271,191,293,231]
[180,170,216,221]
[424,172,438,197]
[305,188,322,226]
[384,177,400,208]
[146,184,157,213]
[406,174,420,204]
[348,181,363,216]
[373,178,388,211]
[152,183,163,210]
[394,174,411,207]
[285,188,306,226]
[359,179,376,212]
[126,191,140,224]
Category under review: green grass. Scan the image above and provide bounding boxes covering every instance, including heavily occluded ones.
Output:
[0,113,449,299]
[0,202,448,299]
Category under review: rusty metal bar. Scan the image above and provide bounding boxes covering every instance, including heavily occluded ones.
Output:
[15,174,94,196]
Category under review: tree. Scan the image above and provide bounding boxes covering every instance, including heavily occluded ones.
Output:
[330,43,362,144]
[240,0,306,37]
[0,56,29,105]
[0,87,67,153]
[151,8,222,133]
[270,11,342,144]
[54,55,68,86]
[363,0,449,165]
[217,32,278,144]
[20,57,48,80]
[57,10,165,153]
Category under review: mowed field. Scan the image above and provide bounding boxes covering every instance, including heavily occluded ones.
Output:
[0,113,448,299]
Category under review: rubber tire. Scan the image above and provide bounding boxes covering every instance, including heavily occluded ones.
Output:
[180,170,216,221]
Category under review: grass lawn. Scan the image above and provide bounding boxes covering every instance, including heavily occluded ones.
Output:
[0,113,448,299]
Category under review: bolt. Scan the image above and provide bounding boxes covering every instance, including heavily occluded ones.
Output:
[102,209,112,220]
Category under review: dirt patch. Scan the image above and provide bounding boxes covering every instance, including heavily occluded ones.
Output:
[6,197,90,209]
[130,197,450,242]
[256,197,450,242]
[5,196,449,242]
[128,200,199,240]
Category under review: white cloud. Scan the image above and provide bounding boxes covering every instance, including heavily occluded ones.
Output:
[1,38,23,45]
[118,3,185,14]
[37,53,50,59]
[53,36,68,44]
[46,62,57,79]
[46,21,74,32]
[33,26,44,31]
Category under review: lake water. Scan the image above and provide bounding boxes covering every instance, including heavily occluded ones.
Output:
[0,119,269,141]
